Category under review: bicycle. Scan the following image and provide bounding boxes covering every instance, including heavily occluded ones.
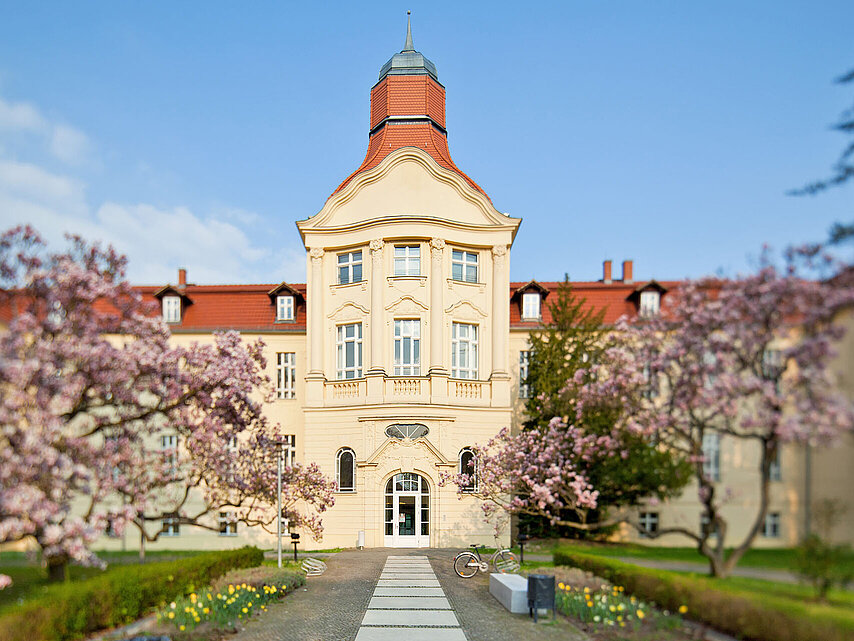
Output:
[453,543,519,578]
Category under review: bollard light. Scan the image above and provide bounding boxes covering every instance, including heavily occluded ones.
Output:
[291,532,300,563]
[517,532,530,565]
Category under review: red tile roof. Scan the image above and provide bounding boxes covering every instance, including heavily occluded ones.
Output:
[509,280,681,328]
[137,283,307,332]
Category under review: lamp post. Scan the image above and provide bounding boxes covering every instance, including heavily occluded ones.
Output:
[276,439,283,569]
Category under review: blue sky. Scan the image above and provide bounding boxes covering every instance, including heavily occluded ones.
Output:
[0,1,851,284]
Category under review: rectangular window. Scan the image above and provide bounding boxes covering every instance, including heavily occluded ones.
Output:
[162,515,180,537]
[276,352,296,399]
[702,432,721,482]
[160,434,179,473]
[451,322,478,379]
[639,290,660,317]
[769,449,781,482]
[451,249,478,283]
[276,295,294,321]
[336,323,363,379]
[337,250,363,284]
[281,434,296,467]
[393,319,421,375]
[638,511,659,537]
[394,245,421,276]
[763,512,781,538]
[218,511,237,536]
[519,351,531,398]
[522,293,541,320]
[162,296,181,323]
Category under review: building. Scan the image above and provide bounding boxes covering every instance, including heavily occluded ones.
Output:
[100,22,853,551]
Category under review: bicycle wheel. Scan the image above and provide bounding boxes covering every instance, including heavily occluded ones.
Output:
[493,550,520,574]
[453,552,479,578]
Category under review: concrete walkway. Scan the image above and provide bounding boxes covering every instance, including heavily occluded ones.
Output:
[355,555,465,640]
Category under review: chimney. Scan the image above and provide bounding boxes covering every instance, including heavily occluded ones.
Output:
[603,260,612,284]
[622,260,633,284]
[178,268,187,286]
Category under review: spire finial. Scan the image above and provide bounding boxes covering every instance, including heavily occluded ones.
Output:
[403,11,414,52]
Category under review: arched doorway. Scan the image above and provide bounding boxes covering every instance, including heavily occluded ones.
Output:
[383,473,430,547]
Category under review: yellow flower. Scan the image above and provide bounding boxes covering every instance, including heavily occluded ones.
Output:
[617,604,624,611]
[242,607,248,613]
[586,602,593,607]
[609,605,615,612]
[203,607,210,614]
[190,593,197,602]
[167,612,175,619]
[679,605,688,614]
[558,582,565,590]
[637,609,645,619]
[583,586,590,593]
[228,585,235,594]
[179,625,185,631]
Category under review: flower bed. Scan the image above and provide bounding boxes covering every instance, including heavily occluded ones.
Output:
[157,567,304,633]
[554,546,854,641]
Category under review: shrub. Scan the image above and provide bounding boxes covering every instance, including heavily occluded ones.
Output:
[554,547,854,641]
[794,535,854,600]
[0,546,263,641]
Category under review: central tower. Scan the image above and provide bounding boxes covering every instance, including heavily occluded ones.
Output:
[297,16,520,549]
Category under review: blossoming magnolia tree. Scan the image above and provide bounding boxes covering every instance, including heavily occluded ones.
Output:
[447,254,854,578]
[581,257,854,576]
[0,227,334,584]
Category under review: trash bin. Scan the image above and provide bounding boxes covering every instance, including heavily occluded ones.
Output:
[527,573,556,623]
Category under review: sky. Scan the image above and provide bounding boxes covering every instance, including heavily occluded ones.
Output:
[0,1,851,285]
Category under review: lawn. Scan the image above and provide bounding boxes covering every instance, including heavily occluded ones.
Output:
[0,549,203,613]
[530,539,854,573]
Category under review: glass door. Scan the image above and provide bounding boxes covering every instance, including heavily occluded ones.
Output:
[384,473,430,548]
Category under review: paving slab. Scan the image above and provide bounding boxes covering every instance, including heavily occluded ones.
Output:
[368,595,452,609]
[377,578,441,587]
[355,628,467,641]
[361,609,460,626]
[372,586,446,597]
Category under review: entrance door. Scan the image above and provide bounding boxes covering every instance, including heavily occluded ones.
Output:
[384,473,430,547]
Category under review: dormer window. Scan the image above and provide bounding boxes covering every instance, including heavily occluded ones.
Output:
[639,290,660,317]
[522,292,541,320]
[162,296,181,323]
[276,295,295,321]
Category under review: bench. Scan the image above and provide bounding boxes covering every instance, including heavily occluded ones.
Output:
[301,557,327,576]
[489,573,528,614]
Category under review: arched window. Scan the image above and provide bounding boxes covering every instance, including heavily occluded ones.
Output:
[459,448,477,493]
[336,448,355,492]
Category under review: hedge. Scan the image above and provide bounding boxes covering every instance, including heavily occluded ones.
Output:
[0,546,264,641]
[553,547,854,641]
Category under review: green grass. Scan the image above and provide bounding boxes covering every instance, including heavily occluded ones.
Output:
[0,549,204,613]
[534,540,854,573]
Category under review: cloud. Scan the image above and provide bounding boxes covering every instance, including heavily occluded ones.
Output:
[49,124,90,165]
[0,95,90,164]
[0,93,305,285]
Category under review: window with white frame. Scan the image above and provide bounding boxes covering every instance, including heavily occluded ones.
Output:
[639,290,660,317]
[769,449,781,482]
[762,512,781,538]
[281,434,296,467]
[161,514,180,537]
[451,249,478,283]
[276,352,296,399]
[336,323,363,379]
[160,434,179,474]
[218,511,237,536]
[394,245,420,276]
[519,351,531,398]
[276,295,294,321]
[337,250,363,284]
[393,319,421,375]
[702,432,721,482]
[459,448,477,492]
[162,296,181,323]
[638,511,659,536]
[522,293,541,320]
[336,447,355,492]
[451,322,478,379]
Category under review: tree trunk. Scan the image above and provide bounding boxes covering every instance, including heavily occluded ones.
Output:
[45,553,69,582]
[139,528,146,563]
